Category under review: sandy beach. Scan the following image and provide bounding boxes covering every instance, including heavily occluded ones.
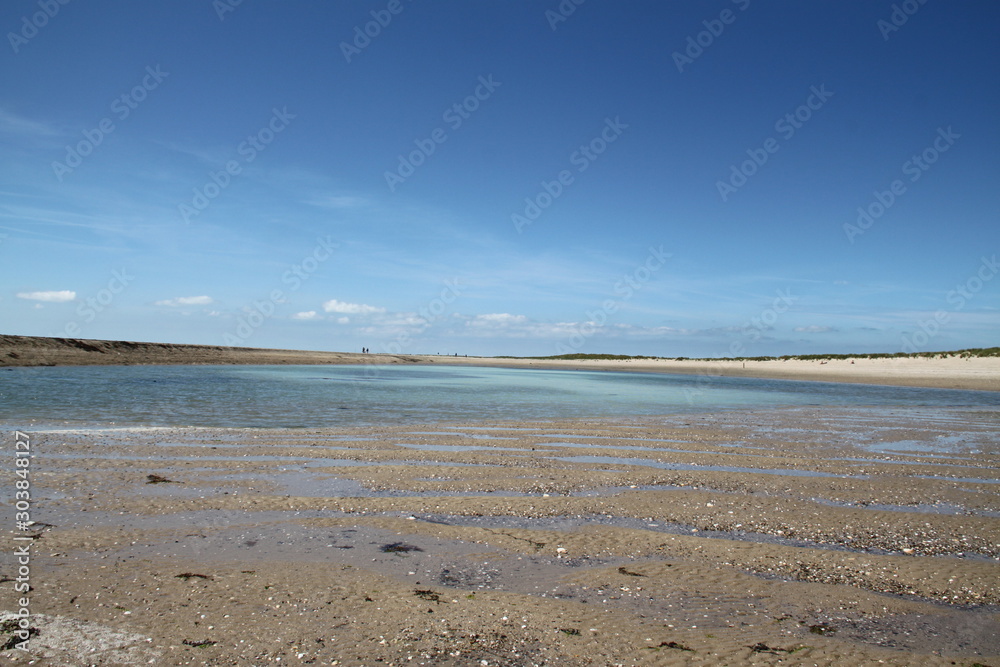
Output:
[3,407,998,665]
[429,355,1000,392]
[1,335,998,392]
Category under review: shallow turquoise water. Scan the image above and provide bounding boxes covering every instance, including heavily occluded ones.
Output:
[1,363,997,429]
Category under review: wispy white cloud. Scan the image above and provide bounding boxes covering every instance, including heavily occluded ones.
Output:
[155,296,214,307]
[303,195,368,209]
[0,109,61,138]
[322,299,385,315]
[466,313,529,328]
[153,140,232,165]
[0,196,176,247]
[354,312,431,338]
[292,310,318,320]
[622,324,699,337]
[17,290,76,302]
[794,325,837,333]
[455,312,713,342]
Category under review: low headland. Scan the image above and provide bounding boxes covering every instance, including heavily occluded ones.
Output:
[0,334,381,367]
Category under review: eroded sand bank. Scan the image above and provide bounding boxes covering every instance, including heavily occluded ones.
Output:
[2,407,998,665]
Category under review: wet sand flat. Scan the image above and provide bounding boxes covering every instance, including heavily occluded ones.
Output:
[2,407,999,665]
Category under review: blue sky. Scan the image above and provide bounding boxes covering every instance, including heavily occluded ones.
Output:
[1,0,997,357]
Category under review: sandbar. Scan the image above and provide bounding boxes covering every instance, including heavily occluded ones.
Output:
[2,334,998,391]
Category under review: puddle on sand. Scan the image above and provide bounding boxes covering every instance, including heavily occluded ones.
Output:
[525,433,776,453]
[569,483,695,497]
[151,442,351,451]
[404,431,517,440]
[833,456,981,468]
[551,455,867,479]
[861,436,982,456]
[124,470,532,500]
[395,443,526,453]
[46,453,342,464]
[810,497,977,516]
[307,460,488,469]
[150,467,705,501]
[917,475,1000,485]
[534,438,777,455]
[528,433,688,444]
[443,426,538,431]
[539,441,676,453]
[44,452,491,468]
[410,513,865,554]
[865,435,984,455]
[268,471,384,497]
[222,470,531,499]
